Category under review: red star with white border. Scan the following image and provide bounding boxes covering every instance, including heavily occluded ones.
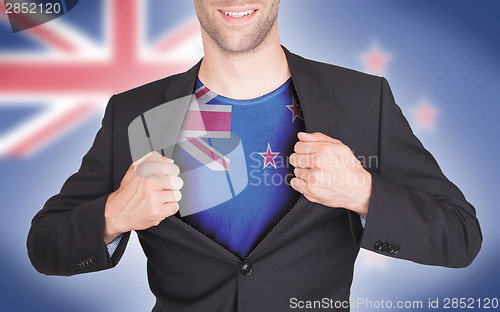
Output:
[259,143,279,169]
[286,97,303,122]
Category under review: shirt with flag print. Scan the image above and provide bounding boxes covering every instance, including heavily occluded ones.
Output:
[172,77,305,260]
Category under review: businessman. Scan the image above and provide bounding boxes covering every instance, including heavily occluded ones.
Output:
[27,1,482,311]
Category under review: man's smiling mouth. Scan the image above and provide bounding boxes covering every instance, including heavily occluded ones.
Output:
[220,10,256,18]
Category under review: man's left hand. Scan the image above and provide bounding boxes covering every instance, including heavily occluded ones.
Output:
[289,132,372,219]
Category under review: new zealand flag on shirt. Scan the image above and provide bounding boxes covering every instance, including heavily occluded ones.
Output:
[173,78,306,259]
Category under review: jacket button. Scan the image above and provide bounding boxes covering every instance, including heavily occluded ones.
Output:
[387,244,395,254]
[374,241,383,250]
[381,242,389,252]
[79,259,87,268]
[393,245,400,254]
[240,263,253,276]
[89,256,97,265]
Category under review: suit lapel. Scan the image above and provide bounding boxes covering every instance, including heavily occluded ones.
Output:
[284,47,337,137]
[163,60,201,102]
[157,61,202,158]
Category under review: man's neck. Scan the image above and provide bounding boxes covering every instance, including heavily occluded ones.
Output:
[198,32,290,100]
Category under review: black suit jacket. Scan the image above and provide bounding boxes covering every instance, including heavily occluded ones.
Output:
[27,47,482,311]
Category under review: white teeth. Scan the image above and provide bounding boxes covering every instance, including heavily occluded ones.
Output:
[223,10,255,18]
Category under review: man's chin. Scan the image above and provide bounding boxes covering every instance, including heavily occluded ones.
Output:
[220,45,259,55]
[215,35,267,55]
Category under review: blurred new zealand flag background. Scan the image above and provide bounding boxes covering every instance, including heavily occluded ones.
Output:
[0,0,499,311]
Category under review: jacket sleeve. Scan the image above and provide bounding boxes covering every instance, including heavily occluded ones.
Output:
[27,95,130,276]
[356,77,482,268]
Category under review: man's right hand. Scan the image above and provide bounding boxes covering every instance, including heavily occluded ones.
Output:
[103,151,183,244]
